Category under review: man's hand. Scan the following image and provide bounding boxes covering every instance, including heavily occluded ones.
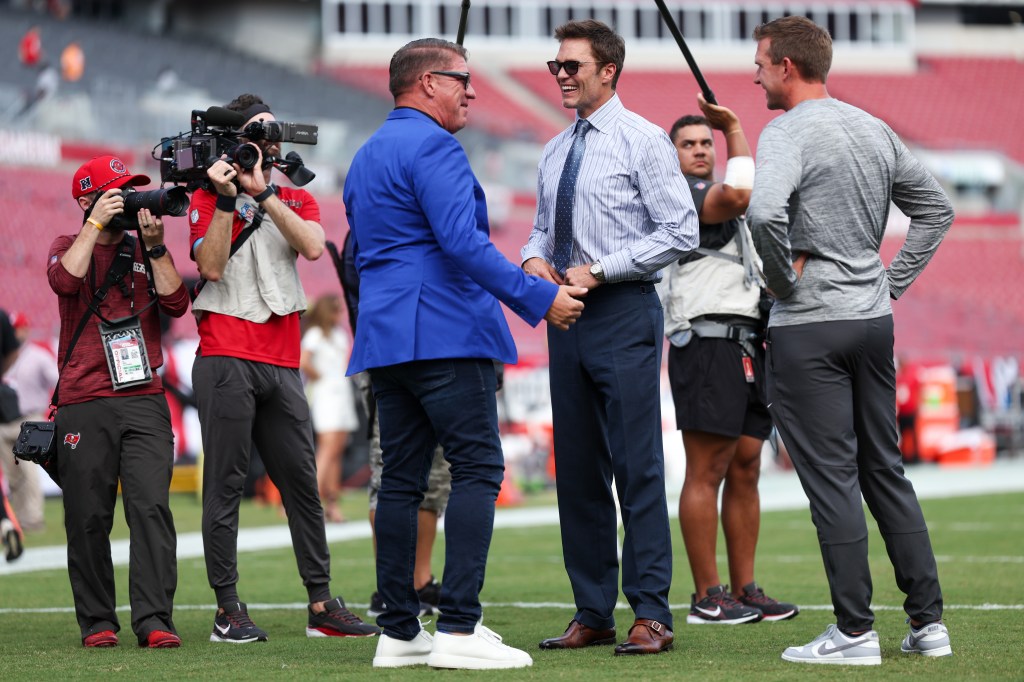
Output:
[137,208,164,249]
[565,263,600,290]
[235,144,268,197]
[207,156,238,197]
[697,93,741,134]
[793,251,809,279]
[545,285,587,331]
[89,188,125,227]
[523,257,564,285]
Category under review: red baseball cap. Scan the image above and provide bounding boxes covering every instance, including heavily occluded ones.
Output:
[71,155,150,199]
[10,311,29,329]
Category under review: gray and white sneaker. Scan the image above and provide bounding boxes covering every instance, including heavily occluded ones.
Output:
[901,620,952,657]
[781,624,881,666]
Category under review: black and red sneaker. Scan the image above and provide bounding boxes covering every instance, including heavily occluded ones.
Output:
[306,597,381,638]
[210,602,268,643]
[687,584,763,624]
[83,630,119,647]
[738,582,799,622]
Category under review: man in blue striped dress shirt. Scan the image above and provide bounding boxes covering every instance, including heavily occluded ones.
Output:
[522,19,699,657]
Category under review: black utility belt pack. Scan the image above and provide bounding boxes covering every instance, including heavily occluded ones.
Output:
[13,421,56,466]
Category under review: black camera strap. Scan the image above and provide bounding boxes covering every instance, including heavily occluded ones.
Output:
[190,194,269,301]
[50,234,140,409]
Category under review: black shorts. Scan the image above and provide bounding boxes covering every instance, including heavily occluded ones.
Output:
[667,335,772,440]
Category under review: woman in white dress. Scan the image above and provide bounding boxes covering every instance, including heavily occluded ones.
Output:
[300,294,359,523]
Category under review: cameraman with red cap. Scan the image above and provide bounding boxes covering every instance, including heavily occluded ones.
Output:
[47,155,189,648]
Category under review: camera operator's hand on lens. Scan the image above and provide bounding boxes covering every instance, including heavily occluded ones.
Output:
[137,208,164,249]
[89,188,125,228]
[207,156,238,198]
[235,145,268,197]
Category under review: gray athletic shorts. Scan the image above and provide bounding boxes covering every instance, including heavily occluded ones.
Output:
[356,372,451,514]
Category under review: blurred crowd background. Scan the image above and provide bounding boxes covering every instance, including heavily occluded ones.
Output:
[1,0,1021,500]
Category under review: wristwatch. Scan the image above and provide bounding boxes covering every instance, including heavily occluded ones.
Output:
[589,261,606,283]
[147,244,168,259]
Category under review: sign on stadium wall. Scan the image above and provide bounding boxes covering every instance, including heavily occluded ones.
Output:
[0,130,61,167]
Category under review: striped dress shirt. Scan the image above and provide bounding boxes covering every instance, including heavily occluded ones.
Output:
[522,94,699,283]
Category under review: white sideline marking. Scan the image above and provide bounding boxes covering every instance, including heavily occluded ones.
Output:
[3,459,1024,577]
[1,601,1022,616]
[770,554,1024,564]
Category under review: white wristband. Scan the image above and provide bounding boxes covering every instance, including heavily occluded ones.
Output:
[724,156,755,190]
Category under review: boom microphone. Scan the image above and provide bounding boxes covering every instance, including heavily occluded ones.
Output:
[456,0,471,45]
[202,106,246,128]
[653,0,717,105]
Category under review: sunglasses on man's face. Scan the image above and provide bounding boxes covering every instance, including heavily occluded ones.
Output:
[429,70,471,90]
[546,60,601,76]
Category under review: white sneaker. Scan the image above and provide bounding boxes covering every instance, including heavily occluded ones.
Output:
[373,629,434,668]
[901,621,952,657]
[428,622,533,670]
[781,624,881,665]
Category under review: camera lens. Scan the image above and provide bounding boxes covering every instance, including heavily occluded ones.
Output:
[226,143,260,170]
[122,187,189,217]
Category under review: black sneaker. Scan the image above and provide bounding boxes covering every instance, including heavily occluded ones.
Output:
[367,582,440,618]
[1,518,23,563]
[367,591,387,618]
[306,597,381,638]
[738,582,799,622]
[686,584,763,624]
[210,602,268,643]
[416,576,441,615]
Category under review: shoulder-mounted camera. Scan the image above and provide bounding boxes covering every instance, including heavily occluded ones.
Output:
[155,107,318,187]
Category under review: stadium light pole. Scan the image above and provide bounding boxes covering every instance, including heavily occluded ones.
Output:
[653,0,717,105]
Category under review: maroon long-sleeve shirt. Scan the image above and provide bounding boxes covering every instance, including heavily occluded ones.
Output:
[47,233,189,406]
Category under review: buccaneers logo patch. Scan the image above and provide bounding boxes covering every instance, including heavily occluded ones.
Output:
[63,433,81,449]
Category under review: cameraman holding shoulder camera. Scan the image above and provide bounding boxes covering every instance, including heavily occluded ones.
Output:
[188,93,378,643]
[47,155,189,648]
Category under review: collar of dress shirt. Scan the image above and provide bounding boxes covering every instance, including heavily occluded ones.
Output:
[572,92,622,137]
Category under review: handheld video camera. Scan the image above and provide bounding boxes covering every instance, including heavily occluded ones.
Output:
[156,107,318,187]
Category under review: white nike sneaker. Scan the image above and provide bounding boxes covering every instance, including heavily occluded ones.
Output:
[428,622,532,670]
[901,620,952,657]
[781,624,881,665]
[373,629,434,667]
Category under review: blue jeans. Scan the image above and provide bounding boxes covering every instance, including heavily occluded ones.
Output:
[370,358,504,639]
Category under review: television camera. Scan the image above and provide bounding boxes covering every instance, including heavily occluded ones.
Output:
[156,107,317,187]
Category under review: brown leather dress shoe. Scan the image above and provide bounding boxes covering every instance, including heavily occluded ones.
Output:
[613,619,674,655]
[539,619,617,649]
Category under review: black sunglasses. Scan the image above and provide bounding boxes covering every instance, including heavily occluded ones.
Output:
[428,70,471,90]
[546,60,602,76]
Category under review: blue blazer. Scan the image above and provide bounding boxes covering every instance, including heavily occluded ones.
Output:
[345,108,557,375]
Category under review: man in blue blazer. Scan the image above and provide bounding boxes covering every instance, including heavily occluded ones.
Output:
[345,37,585,670]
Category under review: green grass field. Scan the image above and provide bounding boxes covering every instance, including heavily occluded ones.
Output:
[1,491,1021,680]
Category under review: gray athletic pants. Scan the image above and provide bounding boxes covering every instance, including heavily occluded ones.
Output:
[193,355,331,605]
[766,315,943,633]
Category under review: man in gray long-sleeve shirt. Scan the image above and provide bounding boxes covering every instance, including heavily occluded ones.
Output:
[746,16,954,666]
